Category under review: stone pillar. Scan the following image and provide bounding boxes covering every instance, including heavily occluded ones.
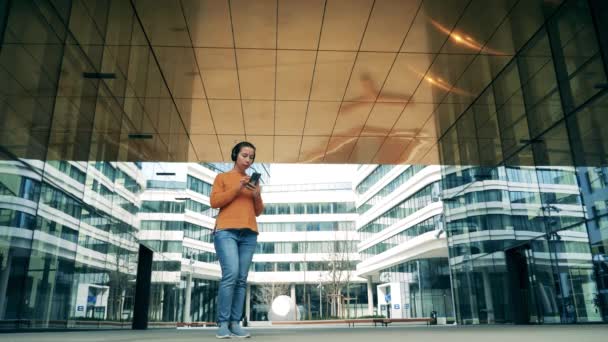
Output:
[183,272,192,323]
[367,277,374,316]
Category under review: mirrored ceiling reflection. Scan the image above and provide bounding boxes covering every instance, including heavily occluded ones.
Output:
[2,0,607,166]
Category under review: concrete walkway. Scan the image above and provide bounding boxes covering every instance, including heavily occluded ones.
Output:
[2,325,607,342]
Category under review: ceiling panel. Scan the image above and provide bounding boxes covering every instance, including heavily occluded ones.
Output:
[218,134,247,162]
[434,103,468,135]
[275,101,307,135]
[435,102,470,136]
[134,0,190,47]
[418,113,440,139]
[195,48,240,99]
[319,0,374,51]
[5,0,567,166]
[152,99,177,134]
[278,0,325,50]
[303,102,341,135]
[231,0,277,49]
[332,102,374,136]
[274,135,302,163]
[391,102,437,137]
[398,137,435,164]
[121,133,168,162]
[440,0,516,55]
[444,55,512,104]
[401,0,469,53]
[167,133,190,161]
[310,51,357,101]
[242,100,274,135]
[344,52,396,102]
[276,50,316,100]
[93,93,125,134]
[124,98,154,134]
[360,0,422,52]
[187,141,199,162]
[246,135,274,162]
[207,100,244,135]
[380,53,435,103]
[174,99,215,134]
[171,103,191,136]
[236,49,276,100]
[362,102,406,136]
[410,53,476,103]
[324,136,358,163]
[417,143,440,164]
[151,47,206,99]
[299,135,330,162]
[372,136,412,164]
[182,0,233,48]
[348,136,384,163]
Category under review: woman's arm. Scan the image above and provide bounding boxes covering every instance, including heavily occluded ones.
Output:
[210,175,241,209]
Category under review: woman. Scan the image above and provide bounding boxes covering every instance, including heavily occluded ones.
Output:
[210,141,264,339]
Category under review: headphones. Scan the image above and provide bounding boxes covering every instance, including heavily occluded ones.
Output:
[231,141,256,162]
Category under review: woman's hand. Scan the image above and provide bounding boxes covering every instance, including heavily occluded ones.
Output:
[239,176,251,189]
[240,177,261,198]
[251,184,262,198]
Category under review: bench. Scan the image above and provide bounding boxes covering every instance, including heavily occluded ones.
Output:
[347,318,433,327]
[177,321,217,328]
[344,319,374,327]
[271,318,433,327]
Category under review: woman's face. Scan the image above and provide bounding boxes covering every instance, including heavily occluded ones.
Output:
[236,146,255,170]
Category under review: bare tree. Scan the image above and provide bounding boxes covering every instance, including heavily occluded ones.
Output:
[324,234,354,319]
[253,283,290,319]
[107,241,137,322]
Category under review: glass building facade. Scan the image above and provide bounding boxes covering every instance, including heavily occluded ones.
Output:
[438,0,608,324]
[0,158,143,329]
[378,259,453,321]
[354,164,451,320]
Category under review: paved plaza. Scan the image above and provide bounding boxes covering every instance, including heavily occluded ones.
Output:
[1,325,607,342]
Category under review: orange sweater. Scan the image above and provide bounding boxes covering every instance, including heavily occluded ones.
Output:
[210,170,264,233]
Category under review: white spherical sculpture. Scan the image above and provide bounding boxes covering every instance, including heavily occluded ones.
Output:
[269,295,296,321]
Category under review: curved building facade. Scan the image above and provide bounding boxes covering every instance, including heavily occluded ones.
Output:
[354,164,454,321]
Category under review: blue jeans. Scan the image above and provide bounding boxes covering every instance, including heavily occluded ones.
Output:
[214,229,257,323]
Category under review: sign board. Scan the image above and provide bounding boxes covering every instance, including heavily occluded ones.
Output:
[384,294,391,303]
[404,303,410,310]
[77,306,84,312]
[394,304,400,310]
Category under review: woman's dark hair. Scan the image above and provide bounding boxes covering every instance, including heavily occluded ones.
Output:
[231,141,256,162]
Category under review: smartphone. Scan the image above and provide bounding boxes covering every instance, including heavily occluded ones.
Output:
[249,172,261,185]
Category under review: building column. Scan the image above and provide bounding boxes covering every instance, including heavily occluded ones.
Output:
[481,270,494,324]
[0,0,9,54]
[367,278,374,315]
[290,284,296,320]
[183,272,192,323]
[245,285,251,322]
[482,270,495,324]
[0,250,12,320]
[133,244,153,329]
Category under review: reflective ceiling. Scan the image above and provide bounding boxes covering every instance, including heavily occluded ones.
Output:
[2,0,586,164]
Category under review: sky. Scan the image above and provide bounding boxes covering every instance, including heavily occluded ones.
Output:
[267,164,359,185]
